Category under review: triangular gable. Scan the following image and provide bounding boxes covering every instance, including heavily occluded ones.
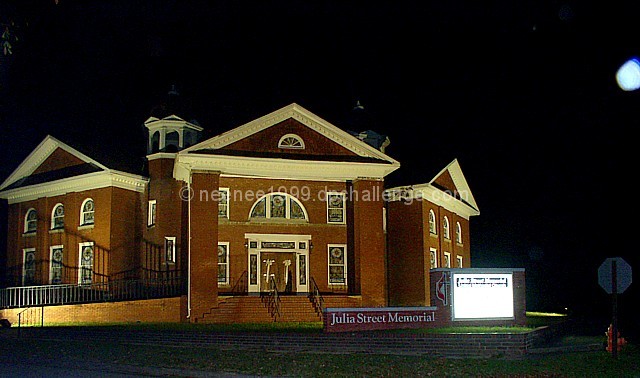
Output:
[429,159,479,211]
[181,103,399,165]
[0,135,109,191]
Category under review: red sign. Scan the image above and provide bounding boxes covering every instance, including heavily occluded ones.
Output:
[324,307,441,333]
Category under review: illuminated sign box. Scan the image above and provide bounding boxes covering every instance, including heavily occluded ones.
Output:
[452,273,514,320]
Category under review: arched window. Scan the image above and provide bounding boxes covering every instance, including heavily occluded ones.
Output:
[150,131,160,153]
[443,216,450,239]
[428,209,437,234]
[249,192,308,221]
[456,222,462,244]
[166,131,180,151]
[24,208,37,233]
[278,134,305,149]
[80,198,94,226]
[51,203,64,230]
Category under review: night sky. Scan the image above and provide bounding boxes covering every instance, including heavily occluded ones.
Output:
[1,1,638,325]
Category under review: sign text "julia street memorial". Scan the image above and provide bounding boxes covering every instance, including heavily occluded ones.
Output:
[324,307,441,332]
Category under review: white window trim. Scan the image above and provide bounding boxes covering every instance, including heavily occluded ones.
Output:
[78,242,94,285]
[22,248,36,286]
[278,133,305,149]
[444,251,451,268]
[147,200,157,227]
[165,236,176,264]
[248,192,309,221]
[49,245,64,284]
[218,188,230,219]
[429,247,438,269]
[50,203,64,230]
[24,208,37,233]
[428,209,437,234]
[456,222,463,244]
[327,244,348,286]
[218,242,230,286]
[456,255,463,268]
[443,216,450,240]
[326,192,346,224]
[80,198,94,226]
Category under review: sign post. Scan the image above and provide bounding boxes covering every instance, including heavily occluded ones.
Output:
[598,257,632,359]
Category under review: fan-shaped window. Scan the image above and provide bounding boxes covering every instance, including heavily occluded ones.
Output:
[443,216,450,239]
[428,209,437,234]
[249,193,308,221]
[278,134,305,149]
[51,203,64,230]
[24,208,37,233]
[80,198,94,226]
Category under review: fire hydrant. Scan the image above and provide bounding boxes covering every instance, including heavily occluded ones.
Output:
[606,324,627,353]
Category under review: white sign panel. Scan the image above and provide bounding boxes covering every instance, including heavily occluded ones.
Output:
[452,273,514,320]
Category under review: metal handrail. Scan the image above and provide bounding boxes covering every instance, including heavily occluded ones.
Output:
[0,276,185,309]
[261,276,281,321]
[308,277,324,317]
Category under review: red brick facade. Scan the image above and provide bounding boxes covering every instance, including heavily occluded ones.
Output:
[1,104,482,324]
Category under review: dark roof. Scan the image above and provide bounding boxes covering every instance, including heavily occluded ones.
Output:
[191,148,393,164]
[2,163,103,191]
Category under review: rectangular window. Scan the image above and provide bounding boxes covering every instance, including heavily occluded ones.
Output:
[327,192,346,224]
[429,248,438,269]
[328,244,347,285]
[444,252,451,268]
[165,237,176,264]
[79,242,94,285]
[218,188,229,218]
[22,248,36,286]
[147,200,156,227]
[50,245,64,284]
[456,255,463,268]
[217,242,229,285]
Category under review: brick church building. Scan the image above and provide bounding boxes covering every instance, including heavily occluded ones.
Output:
[0,97,479,324]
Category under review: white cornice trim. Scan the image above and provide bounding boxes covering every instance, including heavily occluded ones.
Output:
[174,153,400,183]
[146,152,178,161]
[385,184,480,219]
[144,115,203,132]
[429,158,479,211]
[0,135,110,191]
[0,171,148,204]
[180,103,399,165]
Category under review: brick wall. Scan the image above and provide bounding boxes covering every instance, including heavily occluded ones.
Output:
[0,297,182,325]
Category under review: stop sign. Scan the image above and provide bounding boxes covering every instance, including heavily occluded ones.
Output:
[598,257,632,294]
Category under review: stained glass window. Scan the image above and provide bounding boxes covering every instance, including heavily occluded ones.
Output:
[165,237,176,264]
[81,199,94,226]
[25,209,37,233]
[51,204,64,230]
[443,216,450,239]
[428,209,437,234]
[23,249,36,286]
[328,245,347,285]
[79,243,94,285]
[250,254,257,285]
[218,243,229,284]
[327,193,345,224]
[299,255,306,285]
[249,193,307,221]
[217,188,229,218]
[50,246,63,284]
[430,249,437,269]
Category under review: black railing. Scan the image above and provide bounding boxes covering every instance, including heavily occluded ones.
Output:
[261,276,281,321]
[308,277,324,318]
[0,276,184,309]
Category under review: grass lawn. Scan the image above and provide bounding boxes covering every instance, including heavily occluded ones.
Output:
[2,337,638,377]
